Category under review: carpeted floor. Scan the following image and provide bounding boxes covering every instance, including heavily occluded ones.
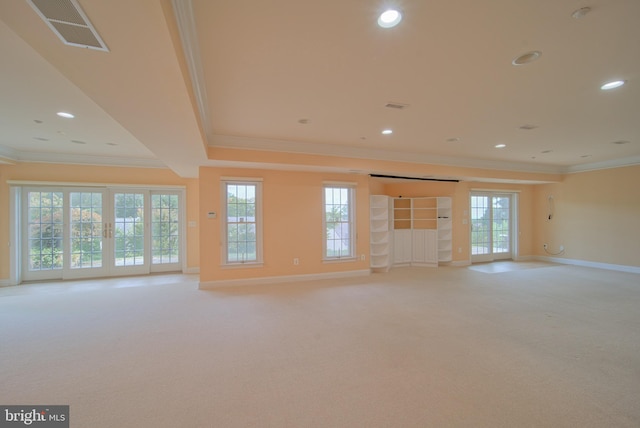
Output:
[1,264,639,427]
[466,260,558,274]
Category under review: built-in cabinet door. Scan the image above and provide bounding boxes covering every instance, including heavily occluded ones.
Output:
[393,229,412,264]
[412,229,437,265]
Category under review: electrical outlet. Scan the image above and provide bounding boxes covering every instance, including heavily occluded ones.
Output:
[559,245,565,251]
[543,243,548,249]
[361,254,366,261]
[293,258,299,265]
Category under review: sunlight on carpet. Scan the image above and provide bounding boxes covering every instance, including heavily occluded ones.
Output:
[467,261,557,274]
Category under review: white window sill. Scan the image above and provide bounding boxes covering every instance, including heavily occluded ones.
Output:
[222,262,264,269]
[322,257,356,264]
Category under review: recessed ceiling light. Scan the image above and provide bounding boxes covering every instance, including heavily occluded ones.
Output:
[385,102,409,110]
[446,137,460,143]
[56,111,75,119]
[106,142,118,146]
[611,140,630,145]
[495,144,506,148]
[580,154,592,158]
[601,80,625,90]
[378,9,402,28]
[541,150,553,153]
[382,129,393,135]
[71,140,87,144]
[512,51,541,66]
[519,124,538,130]
[34,119,43,124]
[298,118,309,124]
[33,137,49,141]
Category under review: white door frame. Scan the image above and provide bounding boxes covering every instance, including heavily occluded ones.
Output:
[13,183,185,284]
[470,191,518,263]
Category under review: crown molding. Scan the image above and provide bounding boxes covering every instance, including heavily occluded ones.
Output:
[210,134,567,175]
[4,149,167,169]
[172,0,212,140]
[0,145,18,164]
[564,155,640,174]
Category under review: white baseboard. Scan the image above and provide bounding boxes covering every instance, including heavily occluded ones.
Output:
[199,269,370,289]
[184,267,200,274]
[451,260,471,267]
[0,279,14,287]
[514,255,536,262]
[536,256,640,274]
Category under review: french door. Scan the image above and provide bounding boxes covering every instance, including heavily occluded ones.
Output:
[470,193,514,263]
[23,187,182,281]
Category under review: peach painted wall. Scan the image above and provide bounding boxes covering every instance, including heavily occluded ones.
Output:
[199,167,370,283]
[0,163,199,281]
[533,165,640,267]
[376,180,535,262]
[368,177,385,195]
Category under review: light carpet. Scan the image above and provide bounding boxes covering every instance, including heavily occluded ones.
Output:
[1,264,639,427]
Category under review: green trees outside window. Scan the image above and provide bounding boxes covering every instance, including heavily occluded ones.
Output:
[324,187,354,258]
[26,190,181,273]
[151,194,180,264]
[225,184,257,263]
[28,191,64,270]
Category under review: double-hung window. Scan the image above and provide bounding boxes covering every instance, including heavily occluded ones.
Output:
[323,184,355,260]
[222,179,262,265]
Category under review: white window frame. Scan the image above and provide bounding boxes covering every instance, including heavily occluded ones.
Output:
[323,183,356,261]
[221,178,263,266]
[9,181,186,284]
[149,190,184,272]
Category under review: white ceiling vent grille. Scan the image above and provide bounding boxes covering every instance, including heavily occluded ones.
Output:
[27,0,109,52]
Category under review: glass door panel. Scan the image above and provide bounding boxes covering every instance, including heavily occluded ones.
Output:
[24,190,65,280]
[111,192,148,275]
[151,193,181,271]
[65,189,108,279]
[471,195,491,260]
[70,191,104,269]
[22,187,181,280]
[471,193,513,263]
[492,196,511,256]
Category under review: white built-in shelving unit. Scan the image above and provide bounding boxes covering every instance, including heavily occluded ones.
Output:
[436,197,453,263]
[369,195,392,272]
[391,196,452,267]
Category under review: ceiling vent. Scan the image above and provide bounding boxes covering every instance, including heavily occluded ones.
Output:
[27,0,109,51]
[385,102,409,110]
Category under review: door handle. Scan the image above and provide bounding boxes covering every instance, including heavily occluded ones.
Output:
[103,223,113,238]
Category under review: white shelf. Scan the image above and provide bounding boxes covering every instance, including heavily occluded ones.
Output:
[391,196,453,265]
[436,197,453,263]
[370,195,392,272]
